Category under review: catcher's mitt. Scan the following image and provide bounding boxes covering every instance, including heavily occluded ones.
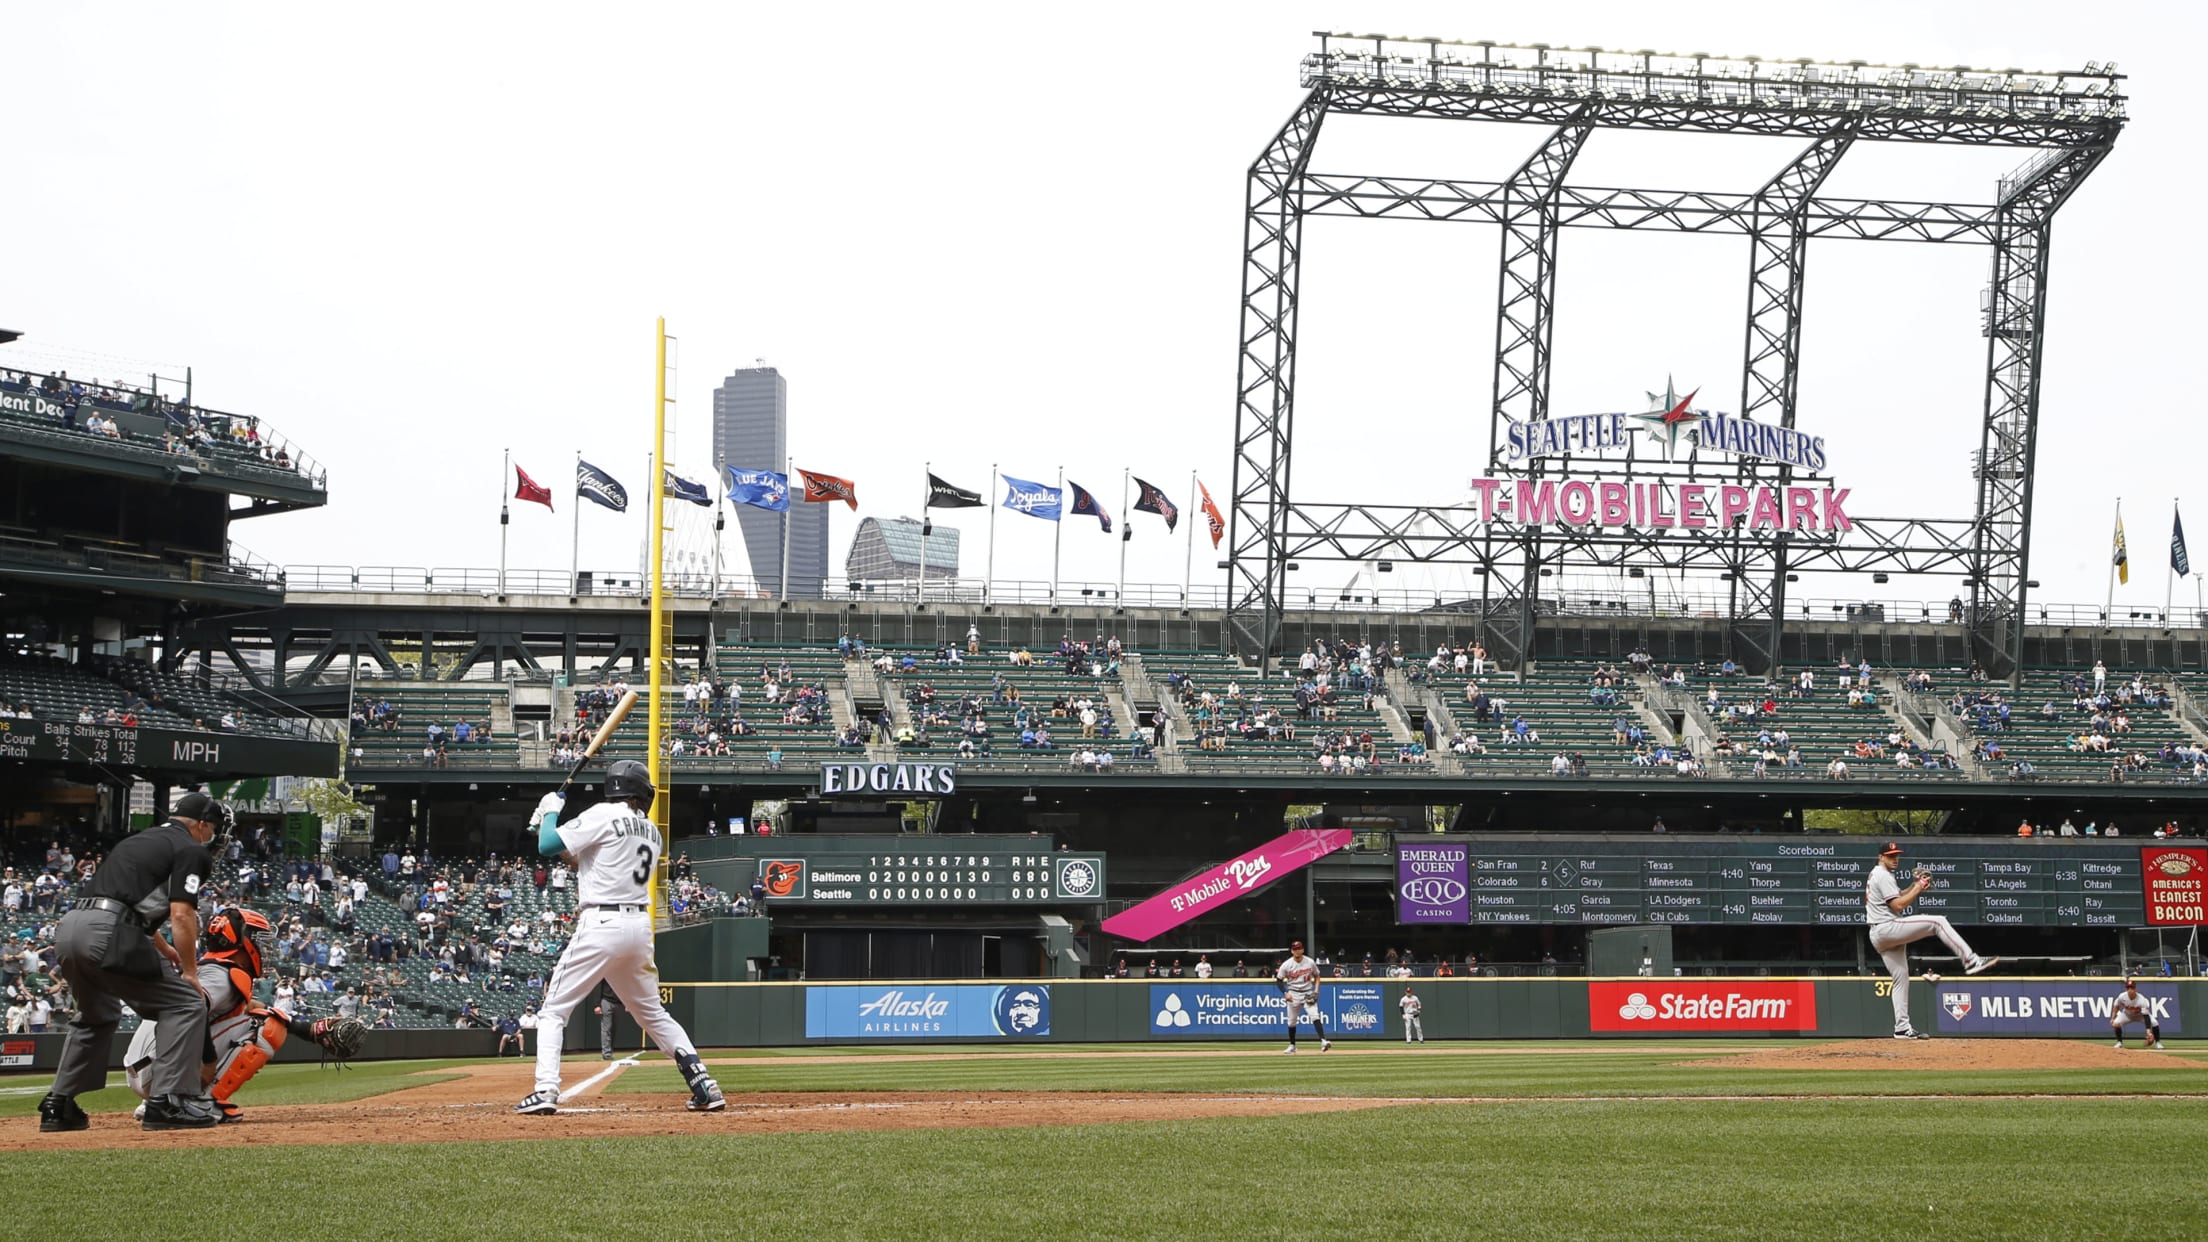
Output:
[306,1016,369,1067]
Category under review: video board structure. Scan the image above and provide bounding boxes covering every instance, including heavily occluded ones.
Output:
[1228,34,2125,677]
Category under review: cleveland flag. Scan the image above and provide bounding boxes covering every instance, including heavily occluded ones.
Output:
[2114,508,2129,585]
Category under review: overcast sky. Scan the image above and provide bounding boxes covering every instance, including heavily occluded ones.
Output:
[7,2,2198,615]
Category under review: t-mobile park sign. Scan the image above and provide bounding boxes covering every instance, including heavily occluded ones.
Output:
[1102,829,1354,943]
[1466,477,1851,534]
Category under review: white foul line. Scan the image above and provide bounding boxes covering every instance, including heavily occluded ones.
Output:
[562,1056,642,1100]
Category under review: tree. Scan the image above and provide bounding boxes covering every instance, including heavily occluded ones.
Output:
[1802,808,1947,836]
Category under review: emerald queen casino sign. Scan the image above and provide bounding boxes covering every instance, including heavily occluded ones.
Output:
[1494,381,1846,534]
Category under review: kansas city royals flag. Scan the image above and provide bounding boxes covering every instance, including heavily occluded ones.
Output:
[724,467,791,512]
[576,460,628,512]
[1001,475,1062,521]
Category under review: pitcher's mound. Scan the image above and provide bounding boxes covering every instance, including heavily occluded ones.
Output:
[1689,1039,2197,1072]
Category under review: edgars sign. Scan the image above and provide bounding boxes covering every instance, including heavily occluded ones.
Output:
[819,762,958,796]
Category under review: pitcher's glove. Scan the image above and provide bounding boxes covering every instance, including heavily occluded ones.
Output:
[1913,864,1935,885]
[307,1016,369,1065]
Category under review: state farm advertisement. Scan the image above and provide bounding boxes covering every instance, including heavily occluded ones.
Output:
[2141,848,2207,926]
[1588,981,1818,1032]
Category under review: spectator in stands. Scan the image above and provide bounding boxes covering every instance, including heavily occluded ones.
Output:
[1826,758,1850,779]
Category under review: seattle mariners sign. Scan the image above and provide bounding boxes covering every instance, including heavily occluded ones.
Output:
[819,762,958,796]
[1504,379,1831,471]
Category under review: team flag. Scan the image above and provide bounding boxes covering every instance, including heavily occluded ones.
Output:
[2114,510,2130,585]
[1001,475,1062,521]
[1068,481,1112,533]
[724,467,790,512]
[661,468,713,508]
[514,464,554,511]
[576,460,628,512]
[800,468,858,509]
[2175,507,2192,578]
[927,473,983,509]
[1199,479,1225,549]
[1132,476,1178,532]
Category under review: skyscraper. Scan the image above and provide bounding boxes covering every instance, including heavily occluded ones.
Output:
[712,363,829,598]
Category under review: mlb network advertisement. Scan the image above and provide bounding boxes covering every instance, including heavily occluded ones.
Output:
[1147,984,1387,1039]
[1587,981,1819,1032]
[1933,982,2183,1037]
[804,984,1051,1041]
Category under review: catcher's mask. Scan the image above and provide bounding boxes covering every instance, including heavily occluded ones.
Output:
[204,907,274,978]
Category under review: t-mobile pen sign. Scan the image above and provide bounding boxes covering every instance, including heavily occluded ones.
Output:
[1101,828,1354,943]
[1397,842,1470,924]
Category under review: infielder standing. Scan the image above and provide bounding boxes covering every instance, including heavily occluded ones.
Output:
[1399,984,1424,1044]
[1865,841,1998,1039]
[516,761,724,1115]
[1275,939,1330,1054]
[2110,979,2165,1050]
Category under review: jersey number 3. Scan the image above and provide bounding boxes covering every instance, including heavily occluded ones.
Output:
[631,843,656,885]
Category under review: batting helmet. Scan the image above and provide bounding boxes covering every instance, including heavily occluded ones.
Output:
[604,759,655,805]
[204,907,273,979]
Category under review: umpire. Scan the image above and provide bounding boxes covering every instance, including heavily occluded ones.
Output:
[37,791,228,1133]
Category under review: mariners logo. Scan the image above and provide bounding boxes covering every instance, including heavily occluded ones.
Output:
[1942,992,1973,1021]
[992,985,1050,1037]
[1055,857,1099,898]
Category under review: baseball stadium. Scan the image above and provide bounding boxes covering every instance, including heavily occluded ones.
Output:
[5,9,2207,1240]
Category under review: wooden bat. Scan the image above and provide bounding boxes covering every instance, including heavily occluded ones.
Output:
[560,689,639,795]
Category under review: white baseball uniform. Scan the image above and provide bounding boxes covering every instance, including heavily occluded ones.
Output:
[1399,990,1424,1043]
[2110,989,2158,1038]
[532,799,707,1097]
[1865,863,1983,1033]
[1276,953,1322,1028]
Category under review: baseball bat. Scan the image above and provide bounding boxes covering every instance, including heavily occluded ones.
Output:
[560,689,639,795]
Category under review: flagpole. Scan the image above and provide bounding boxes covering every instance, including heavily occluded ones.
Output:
[918,461,930,604]
[1117,468,1131,606]
[569,450,582,596]
[711,459,725,599]
[499,447,510,597]
[1183,470,1196,605]
[1051,465,1064,606]
[780,454,792,601]
[2106,497,2121,622]
[985,463,999,606]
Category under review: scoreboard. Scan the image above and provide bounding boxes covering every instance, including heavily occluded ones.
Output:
[1400,837,2155,928]
[754,850,1107,907]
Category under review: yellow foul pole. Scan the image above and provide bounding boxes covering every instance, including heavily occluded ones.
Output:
[647,317,672,926]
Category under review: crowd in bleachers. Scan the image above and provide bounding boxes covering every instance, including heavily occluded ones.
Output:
[1957,663,2200,783]
[0,650,301,737]
[0,367,315,480]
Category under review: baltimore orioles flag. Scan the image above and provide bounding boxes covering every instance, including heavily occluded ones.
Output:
[1133,476,1178,532]
[799,468,858,510]
[1199,479,1225,549]
[514,463,554,510]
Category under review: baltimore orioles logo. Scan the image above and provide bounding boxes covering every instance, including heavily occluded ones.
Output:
[761,860,806,898]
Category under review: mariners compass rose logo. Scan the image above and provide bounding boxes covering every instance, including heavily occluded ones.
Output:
[1630,377,1702,460]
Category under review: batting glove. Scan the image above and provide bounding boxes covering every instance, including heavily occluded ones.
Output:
[530,792,567,830]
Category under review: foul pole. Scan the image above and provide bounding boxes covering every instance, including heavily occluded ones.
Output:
[647,317,674,928]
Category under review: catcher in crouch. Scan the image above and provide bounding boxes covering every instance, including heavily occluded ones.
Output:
[123,907,365,1122]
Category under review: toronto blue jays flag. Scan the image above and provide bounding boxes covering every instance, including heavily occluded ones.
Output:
[576,460,628,512]
[724,467,791,512]
[1001,475,1062,522]
[2176,507,2193,577]
[1068,481,1112,533]
[1132,476,1178,532]
[662,468,713,508]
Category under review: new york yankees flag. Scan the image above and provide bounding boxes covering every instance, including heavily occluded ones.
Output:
[927,473,983,509]
[576,460,628,512]
[1132,476,1178,532]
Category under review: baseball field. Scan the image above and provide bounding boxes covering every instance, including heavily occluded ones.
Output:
[2,1039,2203,1239]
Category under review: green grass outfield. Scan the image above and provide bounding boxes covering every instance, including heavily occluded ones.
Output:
[1,1042,2204,1240]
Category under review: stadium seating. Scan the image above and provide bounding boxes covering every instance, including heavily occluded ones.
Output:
[350,680,517,768]
[1952,668,2203,785]
[883,642,1158,771]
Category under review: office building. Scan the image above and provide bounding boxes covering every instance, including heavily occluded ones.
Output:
[712,363,828,597]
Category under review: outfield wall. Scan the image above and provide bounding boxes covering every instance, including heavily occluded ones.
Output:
[3,978,2188,1071]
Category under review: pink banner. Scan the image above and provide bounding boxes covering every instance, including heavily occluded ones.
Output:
[1101,828,1355,943]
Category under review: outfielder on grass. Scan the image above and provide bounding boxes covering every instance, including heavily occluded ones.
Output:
[514,760,724,1116]
[1865,841,1999,1040]
[1275,940,1330,1054]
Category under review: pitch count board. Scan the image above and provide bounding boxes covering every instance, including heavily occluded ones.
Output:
[1401,837,2151,927]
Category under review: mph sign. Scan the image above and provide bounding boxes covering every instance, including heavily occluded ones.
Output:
[1587,981,1818,1032]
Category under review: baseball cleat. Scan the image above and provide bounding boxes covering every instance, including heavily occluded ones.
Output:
[2151,1041,2166,1050]
[514,1090,560,1116]
[2113,1040,2125,1049]
[1894,1028,1928,1040]
[687,1077,726,1112]
[1965,956,2000,976]
[1319,1039,1332,1052]
[1282,1044,1298,1054]
[601,1052,618,1060]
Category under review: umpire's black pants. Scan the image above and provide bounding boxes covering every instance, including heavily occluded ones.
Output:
[51,908,208,1100]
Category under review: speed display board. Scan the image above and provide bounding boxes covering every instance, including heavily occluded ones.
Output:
[1395,837,2155,928]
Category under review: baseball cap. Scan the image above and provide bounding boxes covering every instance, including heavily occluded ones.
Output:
[1880,842,1905,856]
[173,791,221,822]
[1291,939,1305,951]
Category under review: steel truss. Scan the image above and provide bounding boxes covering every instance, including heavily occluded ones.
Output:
[1227,34,2124,675]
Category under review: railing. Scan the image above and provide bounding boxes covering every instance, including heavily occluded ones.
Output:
[273,564,2208,629]
[0,531,280,591]
[0,368,326,490]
